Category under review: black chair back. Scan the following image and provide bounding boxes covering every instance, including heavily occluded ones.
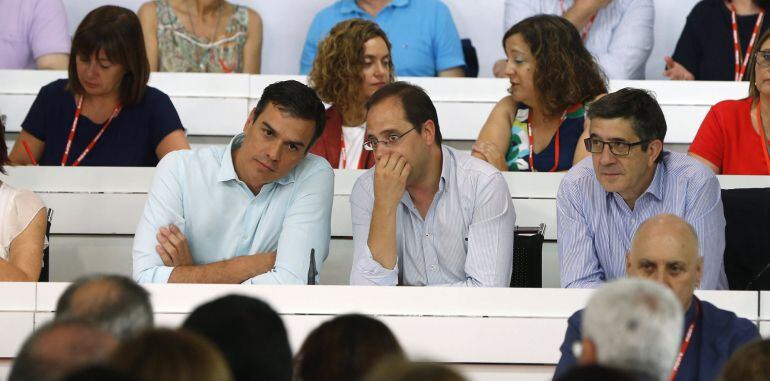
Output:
[38,208,53,282]
[510,224,545,288]
[461,38,479,77]
[722,188,770,290]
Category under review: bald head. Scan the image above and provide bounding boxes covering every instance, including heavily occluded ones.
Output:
[626,214,703,309]
[631,214,699,262]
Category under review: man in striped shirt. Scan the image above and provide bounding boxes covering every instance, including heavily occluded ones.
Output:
[349,82,516,286]
[557,88,728,289]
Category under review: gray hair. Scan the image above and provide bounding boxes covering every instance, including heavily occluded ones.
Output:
[582,278,684,381]
[55,274,153,341]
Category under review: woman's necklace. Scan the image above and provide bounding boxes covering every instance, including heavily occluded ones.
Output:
[186,1,224,71]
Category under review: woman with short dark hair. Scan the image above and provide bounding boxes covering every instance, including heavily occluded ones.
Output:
[10,5,189,167]
[473,15,607,172]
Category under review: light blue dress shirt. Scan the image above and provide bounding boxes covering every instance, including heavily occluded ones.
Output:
[300,0,466,77]
[504,0,654,79]
[349,146,515,287]
[132,134,334,284]
[557,152,728,289]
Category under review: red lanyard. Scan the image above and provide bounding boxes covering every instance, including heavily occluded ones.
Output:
[61,95,122,167]
[560,0,597,41]
[527,110,567,172]
[754,102,770,174]
[668,299,701,381]
[731,4,764,81]
[339,134,362,169]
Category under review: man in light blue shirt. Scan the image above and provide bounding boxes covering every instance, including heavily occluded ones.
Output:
[350,82,515,286]
[557,88,728,289]
[133,80,333,284]
[496,0,654,79]
[300,0,466,77]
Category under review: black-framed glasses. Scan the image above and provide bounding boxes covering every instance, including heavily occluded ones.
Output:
[584,137,648,157]
[756,50,770,68]
[363,127,416,151]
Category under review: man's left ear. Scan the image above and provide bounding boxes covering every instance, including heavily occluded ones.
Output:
[647,139,663,166]
[422,120,436,146]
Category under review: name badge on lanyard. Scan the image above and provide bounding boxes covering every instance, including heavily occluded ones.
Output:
[61,95,122,166]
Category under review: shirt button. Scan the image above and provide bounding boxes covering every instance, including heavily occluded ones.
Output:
[430,265,437,271]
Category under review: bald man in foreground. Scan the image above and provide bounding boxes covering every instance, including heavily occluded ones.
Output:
[554,214,759,381]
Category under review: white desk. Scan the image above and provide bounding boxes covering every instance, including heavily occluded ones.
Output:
[0,71,753,146]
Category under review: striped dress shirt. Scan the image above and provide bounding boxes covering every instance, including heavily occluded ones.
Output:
[557,152,728,289]
[349,146,516,287]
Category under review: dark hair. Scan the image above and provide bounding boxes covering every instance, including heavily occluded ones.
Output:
[503,15,607,116]
[9,319,117,381]
[67,5,150,105]
[55,274,153,341]
[295,314,405,381]
[365,81,442,144]
[0,116,7,174]
[718,339,770,381]
[63,366,138,381]
[110,328,233,381]
[366,361,468,381]
[554,365,636,381]
[586,88,667,162]
[183,295,292,381]
[252,80,326,150]
[749,29,770,98]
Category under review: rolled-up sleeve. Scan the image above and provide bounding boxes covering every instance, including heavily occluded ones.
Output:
[244,167,334,285]
[132,152,186,283]
[349,174,399,286]
[687,175,728,290]
[450,172,514,287]
[557,176,605,288]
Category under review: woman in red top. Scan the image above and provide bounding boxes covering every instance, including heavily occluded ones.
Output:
[308,19,394,169]
[689,29,770,174]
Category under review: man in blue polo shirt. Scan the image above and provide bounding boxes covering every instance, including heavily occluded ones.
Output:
[300,0,466,77]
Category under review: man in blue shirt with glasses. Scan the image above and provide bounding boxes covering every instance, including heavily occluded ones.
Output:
[557,88,728,290]
[349,82,515,286]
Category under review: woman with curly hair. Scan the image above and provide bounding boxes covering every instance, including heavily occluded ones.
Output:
[308,19,394,169]
[473,15,607,172]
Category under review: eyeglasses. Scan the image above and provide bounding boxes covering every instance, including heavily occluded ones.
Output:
[363,127,416,151]
[756,50,770,68]
[584,137,648,157]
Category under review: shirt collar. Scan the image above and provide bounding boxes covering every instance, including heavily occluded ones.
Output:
[217,134,243,182]
[604,153,668,203]
[340,0,408,14]
[399,146,448,207]
[645,156,668,201]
